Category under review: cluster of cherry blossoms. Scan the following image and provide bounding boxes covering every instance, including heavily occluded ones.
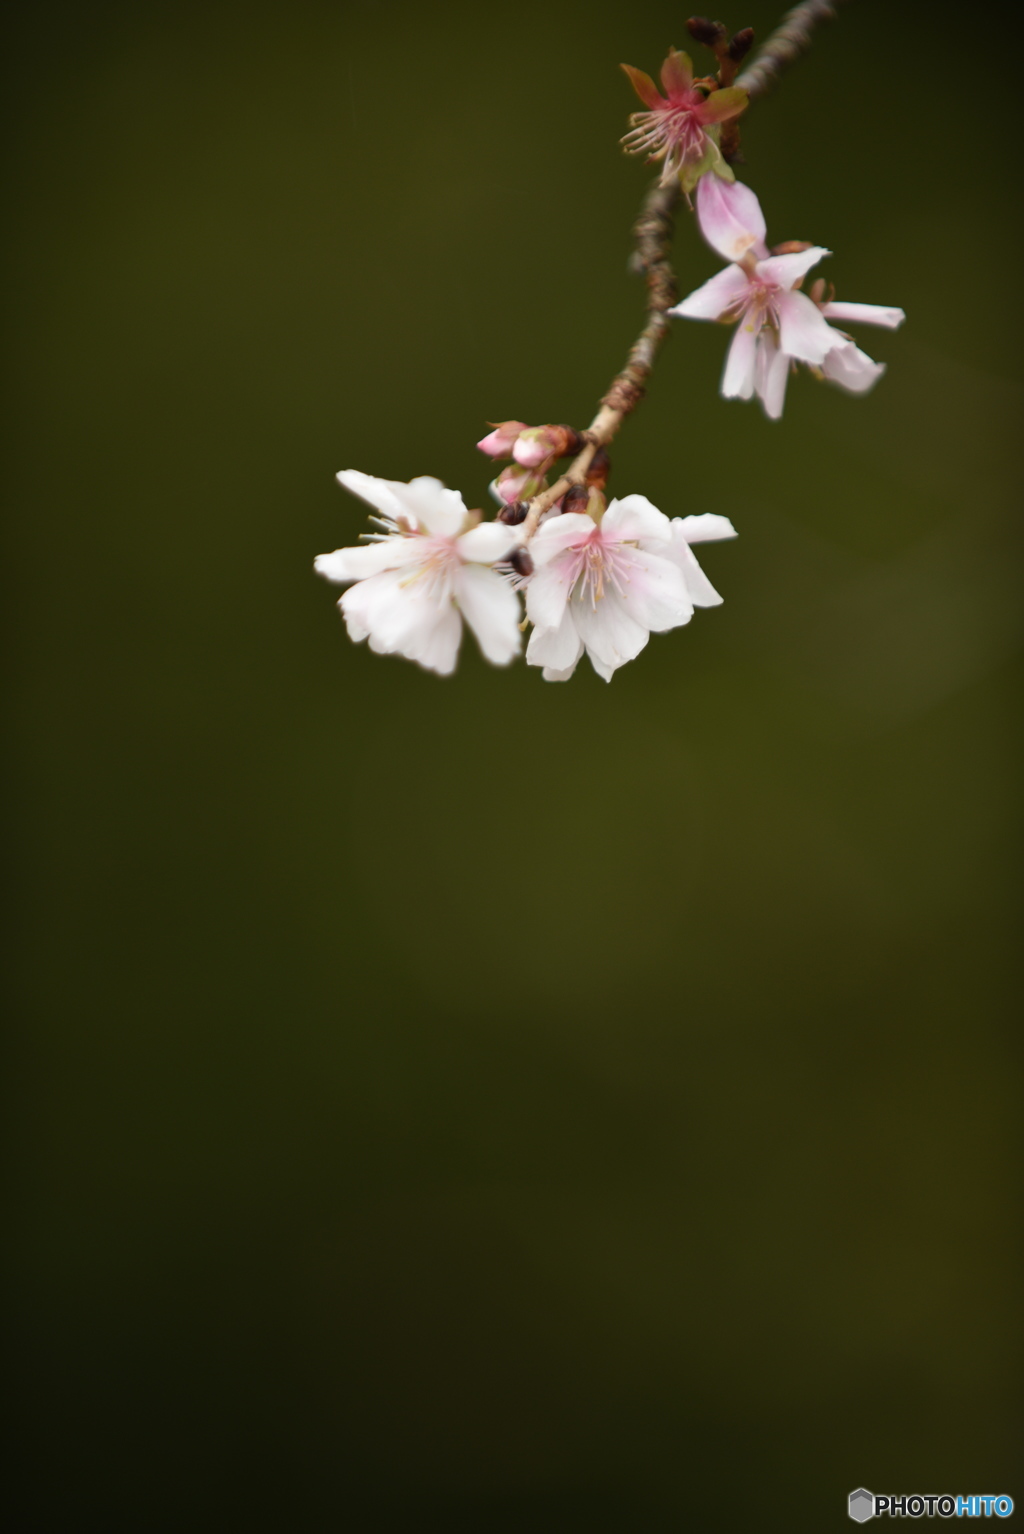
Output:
[315,13,904,682]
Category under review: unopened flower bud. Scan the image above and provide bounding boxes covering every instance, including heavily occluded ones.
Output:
[727,27,754,62]
[585,446,611,489]
[561,484,590,517]
[477,420,528,458]
[491,465,545,505]
[509,546,534,578]
[511,424,584,468]
[686,16,727,49]
[496,500,529,525]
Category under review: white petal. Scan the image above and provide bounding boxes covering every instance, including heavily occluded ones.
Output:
[588,652,617,683]
[670,264,750,321]
[525,557,575,630]
[601,494,672,545]
[722,319,758,399]
[821,340,886,394]
[314,538,419,583]
[755,331,791,419]
[527,605,584,673]
[822,300,905,330]
[675,513,737,543]
[542,661,581,683]
[335,469,409,521]
[755,247,830,290]
[529,512,595,566]
[454,564,521,666]
[670,530,723,606]
[615,548,692,633]
[340,568,462,674]
[573,590,649,671]
[395,476,469,538]
[455,521,518,564]
[776,289,841,365]
[696,174,767,263]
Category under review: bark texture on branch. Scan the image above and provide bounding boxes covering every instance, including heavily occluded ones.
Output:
[736,0,848,99]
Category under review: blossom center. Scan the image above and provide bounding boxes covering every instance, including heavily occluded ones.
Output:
[399,535,460,605]
[566,533,632,609]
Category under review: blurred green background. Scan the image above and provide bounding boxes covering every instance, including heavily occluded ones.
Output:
[6,0,1022,1526]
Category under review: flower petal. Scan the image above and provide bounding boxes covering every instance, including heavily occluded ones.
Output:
[776,288,841,365]
[573,589,649,671]
[602,494,673,545]
[455,521,518,564]
[696,85,748,124]
[660,48,693,98]
[696,174,766,263]
[670,264,750,321]
[527,605,584,673]
[822,300,905,330]
[455,564,521,665]
[675,513,738,543]
[615,548,692,633]
[542,661,582,683]
[525,558,574,630]
[395,476,469,538]
[314,538,420,583]
[664,524,724,607]
[721,319,759,399]
[755,330,791,418]
[756,247,830,290]
[588,652,617,684]
[340,568,462,675]
[821,340,886,394]
[620,63,664,110]
[529,512,596,565]
[335,469,409,521]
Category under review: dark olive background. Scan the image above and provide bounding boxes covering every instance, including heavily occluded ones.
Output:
[6,0,1022,1527]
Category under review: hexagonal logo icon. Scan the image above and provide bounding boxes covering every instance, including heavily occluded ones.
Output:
[848,1488,875,1523]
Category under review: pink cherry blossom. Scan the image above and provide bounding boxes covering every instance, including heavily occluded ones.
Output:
[315,470,521,675]
[476,421,527,458]
[620,48,747,191]
[524,496,736,683]
[670,178,905,418]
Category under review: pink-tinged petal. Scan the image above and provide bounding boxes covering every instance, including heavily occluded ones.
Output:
[821,340,886,394]
[776,289,841,365]
[574,590,649,672]
[755,331,791,418]
[675,513,737,543]
[396,476,468,538]
[696,174,766,264]
[601,494,672,545]
[721,319,759,399]
[670,264,750,321]
[529,512,596,566]
[455,521,518,565]
[660,47,694,99]
[616,548,692,633]
[620,63,664,110]
[695,85,748,124]
[822,300,905,330]
[525,558,574,630]
[476,421,528,457]
[527,605,584,673]
[455,564,521,665]
[314,538,420,583]
[756,246,830,290]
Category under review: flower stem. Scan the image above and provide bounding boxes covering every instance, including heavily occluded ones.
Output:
[736,0,849,99]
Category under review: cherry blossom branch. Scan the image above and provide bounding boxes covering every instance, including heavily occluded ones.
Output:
[522,177,680,537]
[735,0,849,99]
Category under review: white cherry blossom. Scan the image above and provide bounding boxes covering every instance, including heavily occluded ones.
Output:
[525,496,736,683]
[671,176,905,418]
[315,470,521,675]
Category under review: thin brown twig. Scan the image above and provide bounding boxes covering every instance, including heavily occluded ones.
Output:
[736,0,848,99]
[521,0,850,540]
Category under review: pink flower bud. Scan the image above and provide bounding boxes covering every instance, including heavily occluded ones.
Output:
[476,421,528,458]
[491,464,546,504]
[511,424,583,468]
